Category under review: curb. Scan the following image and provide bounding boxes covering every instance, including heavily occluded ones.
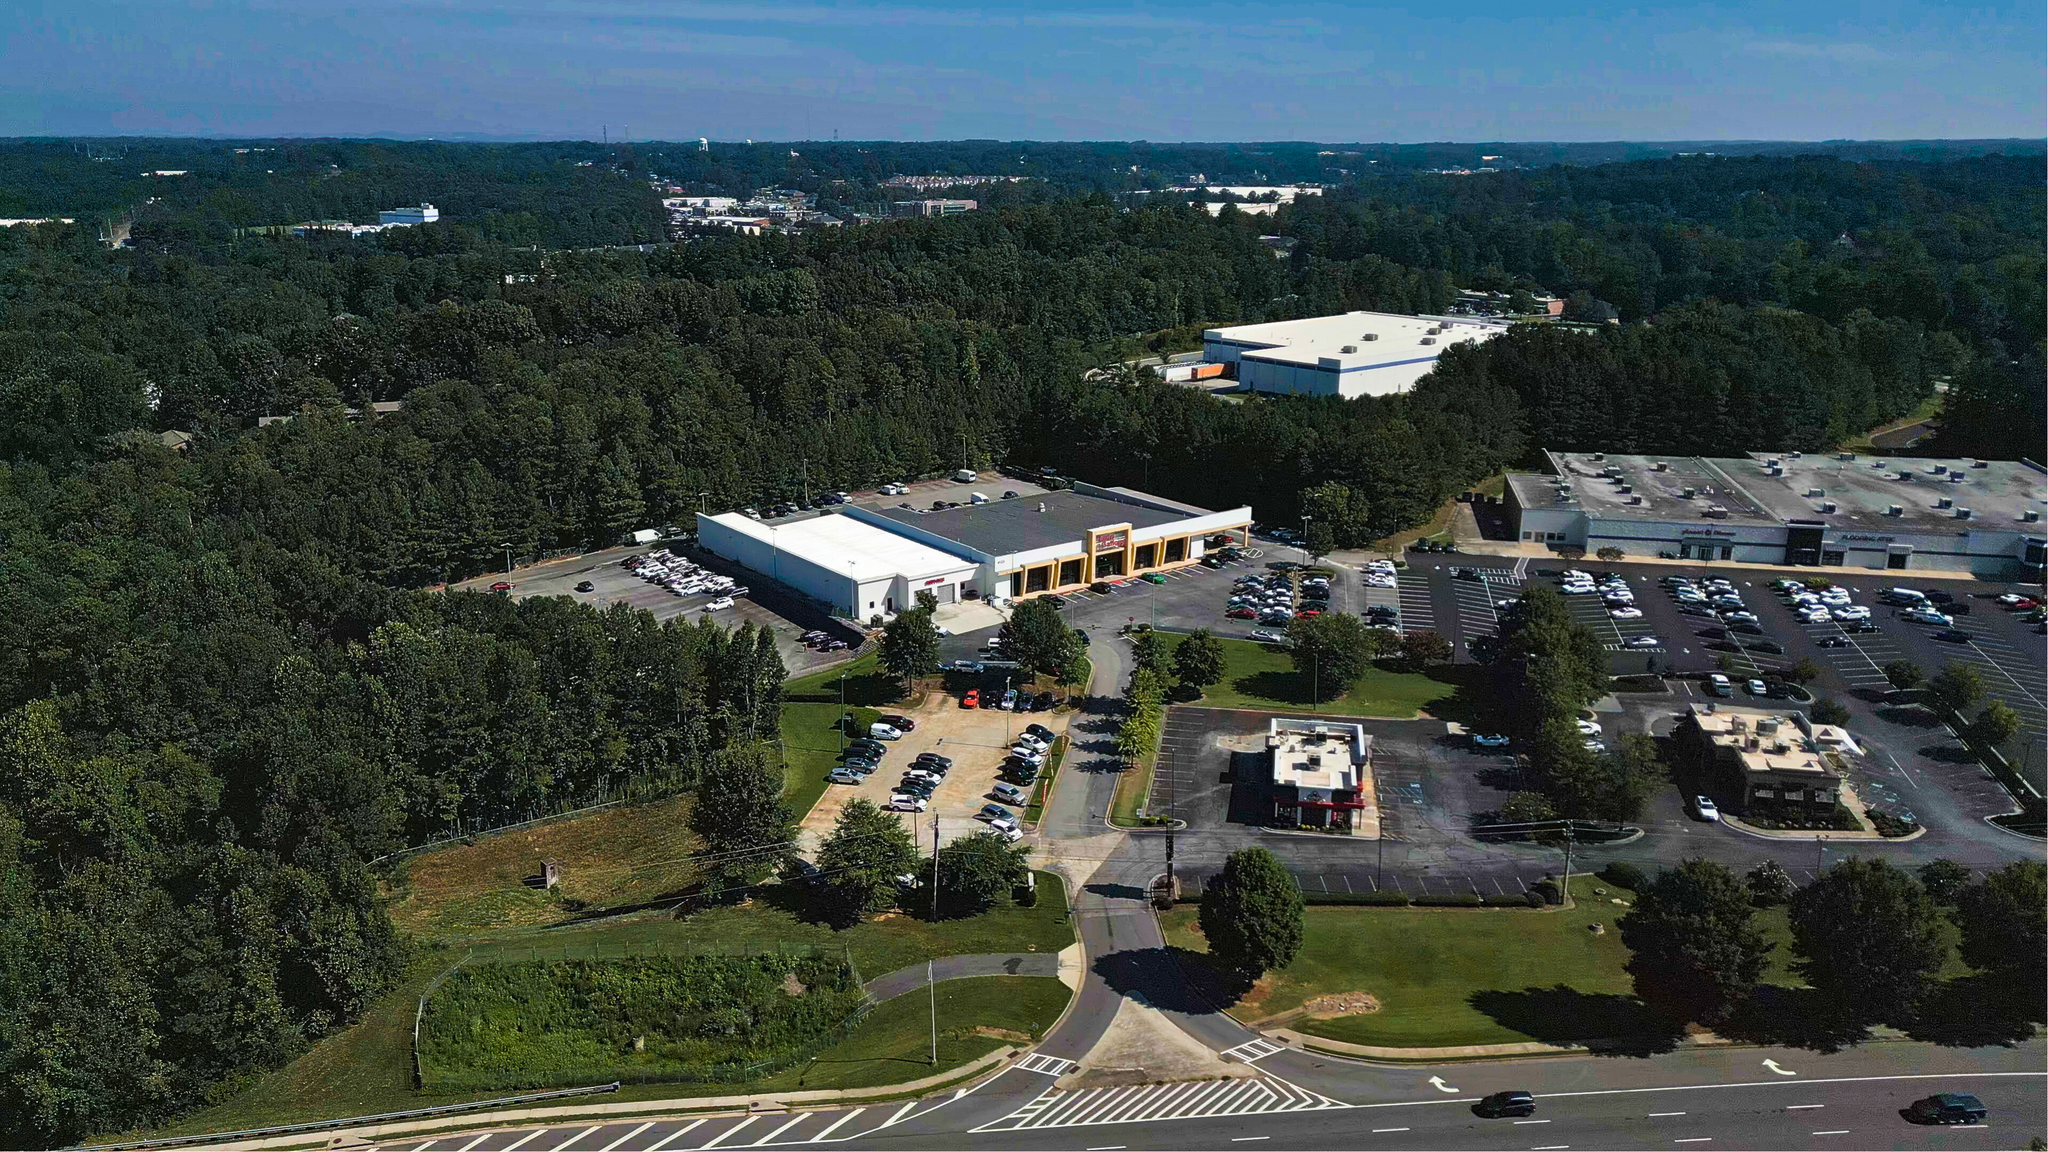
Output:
[1719,816,1923,843]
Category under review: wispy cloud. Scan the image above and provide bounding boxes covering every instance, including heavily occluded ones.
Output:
[1744,40,1890,62]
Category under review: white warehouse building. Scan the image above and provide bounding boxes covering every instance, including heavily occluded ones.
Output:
[695,512,979,618]
[1203,311,1508,399]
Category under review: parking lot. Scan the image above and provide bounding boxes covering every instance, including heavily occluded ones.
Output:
[797,682,1071,850]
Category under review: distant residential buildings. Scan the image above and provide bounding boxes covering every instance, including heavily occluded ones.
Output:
[881,175,1025,191]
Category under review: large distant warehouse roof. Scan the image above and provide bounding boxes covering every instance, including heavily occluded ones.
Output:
[876,490,1197,555]
[1207,311,1506,372]
[702,512,970,581]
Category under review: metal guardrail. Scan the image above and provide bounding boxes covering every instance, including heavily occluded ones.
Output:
[76,1083,622,1151]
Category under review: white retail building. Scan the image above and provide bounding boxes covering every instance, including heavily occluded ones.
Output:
[695,512,978,618]
[1202,312,1508,399]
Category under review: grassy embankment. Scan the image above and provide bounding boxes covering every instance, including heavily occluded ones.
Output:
[1180,636,1451,719]
[1838,391,1944,454]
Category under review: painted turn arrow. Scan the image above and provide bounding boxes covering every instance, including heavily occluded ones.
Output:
[1761,1059,1798,1076]
[1428,1076,1460,1093]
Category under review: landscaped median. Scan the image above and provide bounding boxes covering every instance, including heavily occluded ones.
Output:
[1170,636,1451,719]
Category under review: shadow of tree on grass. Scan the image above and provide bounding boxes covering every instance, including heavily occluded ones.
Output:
[1901,974,2045,1049]
[1092,946,1247,1015]
[1715,985,1870,1053]
[1466,985,1683,1056]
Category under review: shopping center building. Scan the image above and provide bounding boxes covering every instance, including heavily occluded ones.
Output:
[1507,450,2046,580]
[696,483,1252,618]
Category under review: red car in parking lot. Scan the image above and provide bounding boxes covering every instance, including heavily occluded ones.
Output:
[960,689,979,708]
[1226,607,1257,619]
[489,581,514,593]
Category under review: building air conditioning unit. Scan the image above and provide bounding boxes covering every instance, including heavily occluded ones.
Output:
[1360,332,1378,341]
[1936,497,1953,509]
[1340,344,1357,353]
[1628,494,1643,505]
[1931,464,1947,475]
[1972,459,1990,468]
[1654,461,1669,471]
[2024,510,2042,523]
[1821,501,1838,513]
[1887,504,1904,517]
[1681,487,1697,498]
[1418,336,1436,345]
[1592,452,1606,461]
[1955,508,1973,520]
[1806,487,1825,497]
[1704,504,1729,519]
[1895,472,1913,482]
[1789,451,1803,459]
[1950,473,1966,483]
[1837,451,1856,461]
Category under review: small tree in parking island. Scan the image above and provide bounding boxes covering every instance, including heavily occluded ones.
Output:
[1916,858,1974,905]
[1971,700,2022,750]
[1790,858,1952,1023]
[1171,629,1226,697]
[1882,659,1925,692]
[1002,596,1082,681]
[1928,661,1985,715]
[1199,847,1304,980]
[1620,859,1774,1025]
[1810,697,1852,726]
[816,798,922,925]
[1595,545,1625,561]
[1397,628,1452,671]
[879,606,940,684]
[934,831,1029,918]
[1784,657,1822,685]
[1745,859,1796,906]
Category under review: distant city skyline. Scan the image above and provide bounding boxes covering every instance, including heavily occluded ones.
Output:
[7,0,2043,143]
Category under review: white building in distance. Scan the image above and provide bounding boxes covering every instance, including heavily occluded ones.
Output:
[378,203,440,226]
[1203,312,1508,399]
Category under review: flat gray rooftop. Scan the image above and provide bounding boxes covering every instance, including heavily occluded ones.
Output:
[1718,452,2047,534]
[1544,451,1779,526]
[875,490,1202,556]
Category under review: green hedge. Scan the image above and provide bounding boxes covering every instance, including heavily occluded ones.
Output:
[1302,891,1412,906]
[418,954,866,1092]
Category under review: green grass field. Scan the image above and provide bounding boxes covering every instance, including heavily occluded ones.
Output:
[1177,636,1451,719]
[782,654,907,822]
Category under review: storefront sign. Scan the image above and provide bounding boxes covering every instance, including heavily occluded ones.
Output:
[1680,528,1737,538]
[1093,529,1127,552]
[923,577,946,586]
[1836,534,1897,543]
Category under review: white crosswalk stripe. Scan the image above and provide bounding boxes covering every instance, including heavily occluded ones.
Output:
[1017,1053,1077,1075]
[970,1075,1347,1132]
[1221,1038,1284,1062]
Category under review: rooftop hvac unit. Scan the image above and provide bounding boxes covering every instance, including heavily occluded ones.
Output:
[1895,472,1913,482]
[1790,451,1803,459]
[1838,452,1856,461]
[1361,332,1378,341]
[1418,336,1436,345]
[2024,510,2042,523]
[1873,459,1888,469]
[1340,344,1357,353]
[1655,461,1670,471]
[1426,326,1441,335]
[1888,504,1904,517]
[1767,458,1781,467]
[1973,459,1990,468]
[1769,466,1784,476]
[1821,501,1838,513]
[1682,486,1697,498]
[1704,504,1729,519]
[1592,452,1606,461]
[1950,473,1966,483]
[1937,497,1953,509]
[1628,494,1643,505]
[1931,464,1947,475]
[1956,508,1973,520]
[1806,487,1825,497]
[1618,485,1633,494]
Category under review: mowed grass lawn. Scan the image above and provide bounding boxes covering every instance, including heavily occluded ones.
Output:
[386,796,700,938]
[1177,636,1450,719]
[782,653,906,822]
[1162,877,1829,1050]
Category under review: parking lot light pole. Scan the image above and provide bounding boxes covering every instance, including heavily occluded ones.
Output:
[500,542,513,575]
[839,671,848,754]
[697,491,709,515]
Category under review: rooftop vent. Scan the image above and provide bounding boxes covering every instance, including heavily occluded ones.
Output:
[1956,508,1973,520]
[1037,502,1046,512]
[1838,452,1856,461]
[1704,504,1729,519]
[1972,459,1990,468]
[1937,497,1953,509]
[1418,336,1436,346]
[1340,344,1357,353]
[2024,510,2042,523]
[1682,487,1697,499]
[1655,461,1670,472]
[1931,464,1947,475]
[1949,473,1966,483]
[1790,451,1803,459]
[1806,487,1825,498]
[1887,504,1904,517]
[1361,332,1378,341]
[1821,501,1838,513]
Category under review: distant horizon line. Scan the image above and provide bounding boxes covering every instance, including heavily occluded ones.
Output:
[5,133,2043,148]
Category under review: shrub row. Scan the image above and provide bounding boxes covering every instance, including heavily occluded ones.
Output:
[1277,891,1547,908]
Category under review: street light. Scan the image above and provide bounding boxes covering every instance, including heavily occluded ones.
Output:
[1300,514,1313,566]
[697,491,710,515]
[499,542,514,575]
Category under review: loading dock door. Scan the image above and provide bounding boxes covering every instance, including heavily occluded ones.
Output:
[932,583,956,604]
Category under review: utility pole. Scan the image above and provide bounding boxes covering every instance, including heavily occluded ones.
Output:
[697,491,710,515]
[500,542,513,575]
[838,671,848,754]
[1561,823,1575,909]
[929,815,941,1065]
[1301,514,1312,566]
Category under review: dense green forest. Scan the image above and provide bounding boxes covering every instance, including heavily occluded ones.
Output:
[0,142,2041,1144]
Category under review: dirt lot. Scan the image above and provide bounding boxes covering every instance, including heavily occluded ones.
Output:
[798,682,1071,851]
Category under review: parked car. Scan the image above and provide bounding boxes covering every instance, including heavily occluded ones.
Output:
[1746,639,1787,654]
[1933,629,1975,643]
[1141,572,1166,584]
[1471,733,1511,749]
[1707,673,1733,697]
[1226,607,1257,619]
[886,796,929,813]
[827,769,864,785]
[1032,691,1056,711]
[1692,795,1720,822]
[1250,628,1286,643]
[574,580,594,593]
[880,714,917,732]
[978,803,1013,823]
[914,752,954,768]
[960,689,980,708]
[703,596,736,612]
[489,581,514,592]
[991,784,1027,805]
[1609,607,1643,619]
[1624,635,1662,649]
[1816,635,1850,648]
[869,723,904,740]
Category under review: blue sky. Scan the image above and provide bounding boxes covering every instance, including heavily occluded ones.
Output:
[6,0,2043,141]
